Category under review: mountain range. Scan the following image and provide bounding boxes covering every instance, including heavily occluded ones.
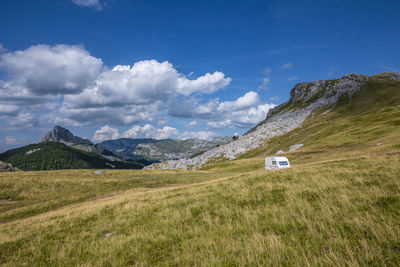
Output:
[0,125,231,171]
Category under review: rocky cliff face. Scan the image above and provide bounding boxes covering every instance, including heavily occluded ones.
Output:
[147,72,400,170]
[41,126,93,146]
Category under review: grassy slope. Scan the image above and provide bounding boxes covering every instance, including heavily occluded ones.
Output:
[0,169,231,223]
[0,76,399,266]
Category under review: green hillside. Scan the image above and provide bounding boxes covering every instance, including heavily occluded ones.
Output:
[0,141,144,171]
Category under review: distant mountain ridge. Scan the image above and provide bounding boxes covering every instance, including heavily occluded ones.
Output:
[0,125,232,170]
[100,137,231,162]
[40,126,231,163]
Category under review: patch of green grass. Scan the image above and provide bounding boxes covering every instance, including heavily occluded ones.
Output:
[0,169,230,223]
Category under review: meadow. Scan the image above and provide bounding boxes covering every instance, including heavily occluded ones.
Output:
[0,152,399,266]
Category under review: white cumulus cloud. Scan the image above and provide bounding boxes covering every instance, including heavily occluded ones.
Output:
[0,44,232,129]
[0,44,103,96]
[122,124,179,140]
[170,91,275,129]
[92,125,120,142]
[61,60,231,125]
[65,60,230,109]
[0,104,20,116]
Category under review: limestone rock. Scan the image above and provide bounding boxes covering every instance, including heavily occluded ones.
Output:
[41,126,93,146]
[289,144,304,152]
[0,161,14,172]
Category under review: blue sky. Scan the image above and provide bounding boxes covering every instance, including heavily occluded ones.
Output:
[0,0,399,151]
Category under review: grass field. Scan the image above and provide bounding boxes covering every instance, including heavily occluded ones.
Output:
[0,77,399,266]
[0,152,399,266]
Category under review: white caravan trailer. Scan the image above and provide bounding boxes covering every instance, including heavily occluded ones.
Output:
[265,156,290,170]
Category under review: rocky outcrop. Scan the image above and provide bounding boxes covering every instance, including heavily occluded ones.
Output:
[264,73,367,122]
[41,126,93,146]
[147,72,398,170]
[375,71,400,82]
[0,161,14,172]
[289,144,304,152]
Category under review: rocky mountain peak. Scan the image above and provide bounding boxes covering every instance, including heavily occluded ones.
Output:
[41,126,93,146]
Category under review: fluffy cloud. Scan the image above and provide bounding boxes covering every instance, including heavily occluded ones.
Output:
[170,91,260,119]
[65,60,230,109]
[179,131,216,140]
[0,44,103,96]
[71,0,102,9]
[92,125,120,142]
[218,91,260,111]
[59,60,230,125]
[8,112,35,127]
[0,104,20,116]
[170,91,275,129]
[207,103,275,129]
[91,124,218,142]
[281,62,293,70]
[0,43,274,138]
[122,124,179,140]
[0,45,101,128]
[51,102,162,126]
[0,45,232,128]
[93,124,180,142]
[176,71,231,96]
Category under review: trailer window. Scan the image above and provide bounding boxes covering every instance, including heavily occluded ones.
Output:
[279,161,288,166]
[272,160,277,165]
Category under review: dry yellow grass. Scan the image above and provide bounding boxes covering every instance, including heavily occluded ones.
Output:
[1,152,399,266]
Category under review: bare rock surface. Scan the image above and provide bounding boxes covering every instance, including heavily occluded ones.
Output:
[41,126,93,146]
[0,161,14,172]
[289,144,304,152]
